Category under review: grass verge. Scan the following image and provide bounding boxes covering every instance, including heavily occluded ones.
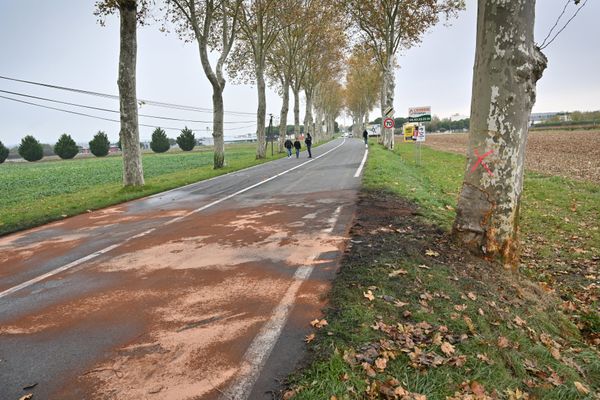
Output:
[0,141,328,236]
[285,141,599,399]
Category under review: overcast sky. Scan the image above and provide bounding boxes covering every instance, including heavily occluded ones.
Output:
[0,0,598,146]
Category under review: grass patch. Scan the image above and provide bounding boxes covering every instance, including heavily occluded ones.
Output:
[286,141,599,399]
[0,142,326,236]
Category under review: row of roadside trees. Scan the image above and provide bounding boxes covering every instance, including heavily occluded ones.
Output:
[0,127,201,163]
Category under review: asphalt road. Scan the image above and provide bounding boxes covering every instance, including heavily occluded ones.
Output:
[0,137,367,400]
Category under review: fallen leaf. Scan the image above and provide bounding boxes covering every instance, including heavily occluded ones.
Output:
[304,333,315,343]
[375,357,388,371]
[497,336,510,348]
[310,319,328,329]
[282,389,297,400]
[467,292,477,300]
[463,315,476,334]
[470,381,486,396]
[440,342,455,355]
[394,386,409,396]
[339,373,349,381]
[388,269,408,277]
[574,381,590,395]
[19,395,33,400]
[363,290,375,301]
[478,308,485,316]
[514,316,527,327]
[394,300,409,307]
[362,362,377,377]
[425,249,439,257]
[330,396,337,400]
[454,304,467,312]
[418,264,431,269]
[477,353,493,365]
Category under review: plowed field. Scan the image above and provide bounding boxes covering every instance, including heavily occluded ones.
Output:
[422,130,600,183]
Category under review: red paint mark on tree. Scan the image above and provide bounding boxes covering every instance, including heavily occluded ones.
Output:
[470,149,494,177]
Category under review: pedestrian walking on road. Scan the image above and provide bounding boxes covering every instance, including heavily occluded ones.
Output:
[305,133,313,158]
[284,138,293,158]
[293,138,301,158]
[363,129,368,147]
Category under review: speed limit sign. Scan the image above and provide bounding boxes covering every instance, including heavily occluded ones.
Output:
[383,118,395,129]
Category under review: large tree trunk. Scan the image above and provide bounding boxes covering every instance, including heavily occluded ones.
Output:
[212,88,225,167]
[293,87,300,138]
[255,62,267,158]
[381,56,395,150]
[118,0,144,187]
[315,108,323,143]
[452,0,547,268]
[303,90,313,138]
[278,80,290,152]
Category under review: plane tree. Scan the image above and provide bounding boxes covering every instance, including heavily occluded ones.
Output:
[452,0,548,268]
[346,0,464,149]
[344,46,381,137]
[228,0,284,159]
[164,0,243,169]
[95,0,150,186]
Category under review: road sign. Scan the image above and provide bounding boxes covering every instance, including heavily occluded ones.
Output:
[384,106,394,117]
[416,125,426,142]
[383,118,395,129]
[403,124,415,142]
[408,106,431,122]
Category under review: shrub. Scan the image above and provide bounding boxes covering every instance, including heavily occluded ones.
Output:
[176,127,196,151]
[150,127,170,153]
[0,140,8,164]
[89,131,110,157]
[54,133,79,159]
[18,135,44,162]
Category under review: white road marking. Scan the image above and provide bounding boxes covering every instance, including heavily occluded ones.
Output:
[354,148,368,178]
[322,205,343,234]
[221,264,313,400]
[0,139,347,300]
[0,244,120,299]
[222,202,344,400]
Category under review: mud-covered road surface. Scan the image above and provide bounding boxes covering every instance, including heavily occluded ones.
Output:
[0,138,366,400]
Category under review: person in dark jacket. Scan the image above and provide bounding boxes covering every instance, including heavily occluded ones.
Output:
[293,138,301,158]
[363,129,368,147]
[284,138,293,158]
[305,133,313,158]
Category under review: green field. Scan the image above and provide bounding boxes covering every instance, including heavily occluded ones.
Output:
[0,144,289,236]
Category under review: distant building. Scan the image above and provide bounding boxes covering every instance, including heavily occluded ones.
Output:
[529,112,570,124]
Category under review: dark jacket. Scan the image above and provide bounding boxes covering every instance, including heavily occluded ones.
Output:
[363,130,368,139]
[293,140,301,150]
[305,135,312,147]
[284,139,293,149]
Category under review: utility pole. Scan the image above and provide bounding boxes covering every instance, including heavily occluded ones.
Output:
[268,113,274,156]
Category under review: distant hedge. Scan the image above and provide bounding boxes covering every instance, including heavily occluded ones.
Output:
[150,127,170,153]
[54,133,79,159]
[177,127,195,151]
[18,135,44,162]
[0,140,8,164]
[89,131,110,157]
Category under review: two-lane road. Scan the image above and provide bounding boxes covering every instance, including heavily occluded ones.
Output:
[0,138,367,400]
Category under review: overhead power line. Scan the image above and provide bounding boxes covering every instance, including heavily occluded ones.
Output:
[0,75,256,116]
[539,0,588,50]
[0,89,255,124]
[0,94,256,133]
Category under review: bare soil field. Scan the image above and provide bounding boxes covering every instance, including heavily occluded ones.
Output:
[423,130,600,183]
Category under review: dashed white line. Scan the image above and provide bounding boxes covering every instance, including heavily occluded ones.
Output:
[354,148,368,178]
[0,139,347,300]
[222,202,344,399]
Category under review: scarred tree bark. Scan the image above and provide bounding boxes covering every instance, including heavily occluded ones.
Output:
[381,56,395,149]
[118,0,144,186]
[452,0,547,268]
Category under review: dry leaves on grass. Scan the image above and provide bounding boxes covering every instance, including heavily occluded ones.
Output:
[304,333,315,343]
[389,268,408,277]
[425,249,439,257]
[310,319,328,329]
[364,290,375,301]
[574,381,590,395]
